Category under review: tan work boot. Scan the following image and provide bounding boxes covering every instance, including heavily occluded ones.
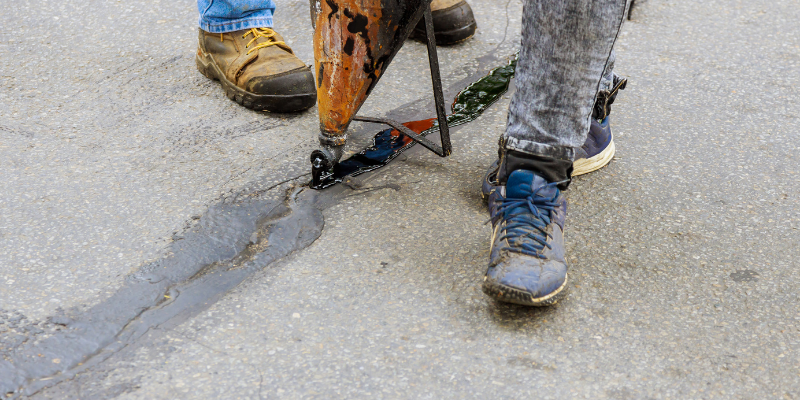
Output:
[196,28,316,113]
[411,0,477,45]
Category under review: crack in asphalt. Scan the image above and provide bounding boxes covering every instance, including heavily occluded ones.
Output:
[1,50,517,399]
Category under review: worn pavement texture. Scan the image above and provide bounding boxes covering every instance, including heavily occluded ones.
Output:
[1,0,799,398]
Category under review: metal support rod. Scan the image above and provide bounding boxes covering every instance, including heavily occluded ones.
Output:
[347,5,452,159]
[353,116,445,155]
[422,6,452,156]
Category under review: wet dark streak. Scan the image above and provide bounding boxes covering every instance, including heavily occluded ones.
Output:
[1,187,324,397]
[0,53,517,398]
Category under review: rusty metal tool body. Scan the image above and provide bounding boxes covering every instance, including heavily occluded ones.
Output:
[310,0,451,187]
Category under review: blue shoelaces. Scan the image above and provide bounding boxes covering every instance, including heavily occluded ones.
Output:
[493,182,561,259]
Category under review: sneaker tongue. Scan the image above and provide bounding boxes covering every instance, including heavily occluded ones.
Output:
[506,169,553,199]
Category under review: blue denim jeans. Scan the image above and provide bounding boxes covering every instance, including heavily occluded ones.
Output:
[198,0,275,33]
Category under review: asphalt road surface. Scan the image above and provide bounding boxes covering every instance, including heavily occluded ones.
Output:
[2,0,799,398]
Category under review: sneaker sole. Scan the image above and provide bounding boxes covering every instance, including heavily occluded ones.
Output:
[196,52,316,113]
[482,273,568,306]
[572,138,616,177]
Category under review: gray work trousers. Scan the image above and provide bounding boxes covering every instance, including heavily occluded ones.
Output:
[498,0,630,185]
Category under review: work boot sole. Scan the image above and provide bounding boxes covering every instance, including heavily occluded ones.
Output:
[196,52,316,113]
[410,1,477,46]
[482,273,568,306]
[572,139,616,176]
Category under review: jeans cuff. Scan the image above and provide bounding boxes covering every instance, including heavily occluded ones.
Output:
[496,149,573,189]
[199,17,274,33]
[503,136,575,161]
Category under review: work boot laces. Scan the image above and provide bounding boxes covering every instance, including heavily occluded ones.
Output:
[241,28,289,55]
[492,182,561,259]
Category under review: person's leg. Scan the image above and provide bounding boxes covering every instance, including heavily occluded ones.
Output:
[196,0,317,113]
[497,0,630,186]
[483,0,629,306]
[599,50,617,94]
[198,0,276,33]
[572,50,628,176]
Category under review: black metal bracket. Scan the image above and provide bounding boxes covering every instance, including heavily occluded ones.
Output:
[592,75,628,121]
[353,5,451,157]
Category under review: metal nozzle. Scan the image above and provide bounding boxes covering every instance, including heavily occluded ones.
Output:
[310,145,344,188]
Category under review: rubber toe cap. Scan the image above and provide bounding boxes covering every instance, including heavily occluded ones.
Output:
[247,67,316,97]
[487,255,567,300]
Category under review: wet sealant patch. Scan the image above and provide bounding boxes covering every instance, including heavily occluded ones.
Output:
[0,187,323,397]
[0,53,518,398]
